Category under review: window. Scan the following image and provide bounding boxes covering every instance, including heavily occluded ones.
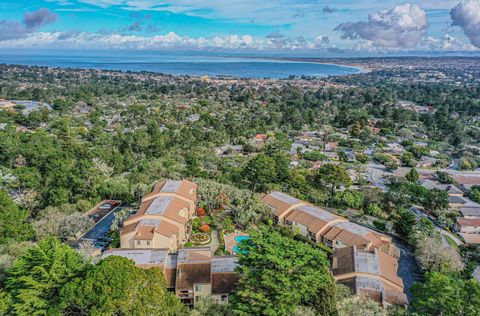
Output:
[146,240,151,246]
[195,285,202,291]
[221,295,228,302]
[137,240,141,246]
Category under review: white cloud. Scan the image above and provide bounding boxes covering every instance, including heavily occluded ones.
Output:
[450,0,480,48]
[335,3,429,48]
[0,31,333,51]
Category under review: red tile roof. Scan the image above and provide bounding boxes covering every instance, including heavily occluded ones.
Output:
[457,218,480,227]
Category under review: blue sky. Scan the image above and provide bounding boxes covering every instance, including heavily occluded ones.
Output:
[0,0,479,53]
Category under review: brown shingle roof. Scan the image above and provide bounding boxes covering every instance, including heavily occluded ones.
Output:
[286,205,344,234]
[212,273,241,294]
[261,191,306,217]
[176,263,211,290]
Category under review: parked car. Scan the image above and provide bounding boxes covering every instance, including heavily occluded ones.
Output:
[99,203,113,210]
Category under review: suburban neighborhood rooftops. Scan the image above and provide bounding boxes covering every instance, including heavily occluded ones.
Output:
[460,233,480,244]
[212,272,241,294]
[354,250,380,275]
[460,206,480,218]
[457,218,480,226]
[452,175,480,186]
[166,253,178,269]
[449,196,469,205]
[261,191,307,217]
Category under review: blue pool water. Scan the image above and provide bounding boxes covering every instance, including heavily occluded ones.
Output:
[235,236,251,243]
[233,235,251,254]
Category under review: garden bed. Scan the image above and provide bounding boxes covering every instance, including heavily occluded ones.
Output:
[189,233,211,245]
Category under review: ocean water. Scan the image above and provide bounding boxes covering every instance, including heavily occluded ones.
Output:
[0,51,361,79]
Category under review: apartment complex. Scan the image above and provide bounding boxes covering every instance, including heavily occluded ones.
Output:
[120,179,197,250]
[332,246,408,307]
[102,247,240,307]
[261,191,399,257]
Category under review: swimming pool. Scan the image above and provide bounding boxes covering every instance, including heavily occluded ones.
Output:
[235,236,250,243]
[233,236,250,254]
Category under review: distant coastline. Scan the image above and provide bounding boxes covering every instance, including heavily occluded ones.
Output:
[233,56,370,74]
[0,52,362,79]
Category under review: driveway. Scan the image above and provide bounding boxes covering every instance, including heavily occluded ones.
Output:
[394,238,422,300]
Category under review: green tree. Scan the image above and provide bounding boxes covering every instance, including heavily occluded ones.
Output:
[63,256,185,315]
[435,171,454,184]
[232,227,336,316]
[393,209,416,241]
[468,186,480,204]
[243,154,277,192]
[0,190,34,244]
[314,164,352,205]
[405,168,419,183]
[424,189,449,211]
[411,272,480,316]
[4,237,87,315]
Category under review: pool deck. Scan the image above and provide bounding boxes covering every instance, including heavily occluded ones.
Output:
[224,231,249,255]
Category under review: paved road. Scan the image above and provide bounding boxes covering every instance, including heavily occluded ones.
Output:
[366,162,391,192]
[410,207,463,248]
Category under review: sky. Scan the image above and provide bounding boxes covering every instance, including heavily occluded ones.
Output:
[0,0,479,54]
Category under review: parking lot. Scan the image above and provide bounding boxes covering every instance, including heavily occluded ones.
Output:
[71,201,127,249]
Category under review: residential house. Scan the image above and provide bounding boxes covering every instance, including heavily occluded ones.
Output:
[322,221,399,258]
[332,246,408,307]
[325,142,338,152]
[460,206,480,219]
[452,175,480,187]
[261,191,308,225]
[254,134,267,143]
[261,192,399,258]
[455,218,480,235]
[102,248,239,307]
[383,143,405,156]
[120,179,197,251]
[284,204,346,243]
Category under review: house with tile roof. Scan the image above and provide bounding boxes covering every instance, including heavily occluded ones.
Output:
[332,246,408,307]
[120,179,197,250]
[102,247,239,307]
[261,191,399,258]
